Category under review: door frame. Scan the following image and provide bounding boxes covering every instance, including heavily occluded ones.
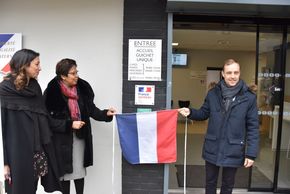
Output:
[167,14,290,193]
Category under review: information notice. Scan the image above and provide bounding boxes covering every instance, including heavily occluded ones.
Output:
[128,39,162,81]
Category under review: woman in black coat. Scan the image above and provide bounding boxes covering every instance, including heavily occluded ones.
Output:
[0,49,62,194]
[44,58,116,194]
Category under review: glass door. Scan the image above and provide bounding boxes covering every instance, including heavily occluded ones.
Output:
[254,26,283,190]
[169,17,290,192]
[275,27,290,192]
[256,25,290,193]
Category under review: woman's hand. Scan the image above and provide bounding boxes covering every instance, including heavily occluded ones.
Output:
[72,121,85,130]
[4,165,11,182]
[107,107,117,116]
[178,107,190,117]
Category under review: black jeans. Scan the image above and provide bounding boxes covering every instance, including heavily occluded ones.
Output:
[205,161,238,194]
[61,178,84,194]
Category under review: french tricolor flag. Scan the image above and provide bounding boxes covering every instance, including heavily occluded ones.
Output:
[116,109,178,164]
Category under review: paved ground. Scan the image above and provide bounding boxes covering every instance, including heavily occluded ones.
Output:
[168,188,275,194]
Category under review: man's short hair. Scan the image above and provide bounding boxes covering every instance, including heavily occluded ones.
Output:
[223,59,239,71]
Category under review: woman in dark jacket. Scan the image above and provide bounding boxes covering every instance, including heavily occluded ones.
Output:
[44,58,116,194]
[179,59,259,194]
[0,49,62,194]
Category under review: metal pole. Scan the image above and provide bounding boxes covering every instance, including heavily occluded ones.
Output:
[183,118,188,194]
[164,12,173,194]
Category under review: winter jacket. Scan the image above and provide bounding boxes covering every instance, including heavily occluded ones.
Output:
[44,77,113,177]
[0,77,62,194]
[188,80,259,167]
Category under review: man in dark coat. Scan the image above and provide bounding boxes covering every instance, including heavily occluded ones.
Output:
[179,59,259,194]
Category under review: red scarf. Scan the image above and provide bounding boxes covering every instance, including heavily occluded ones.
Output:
[59,81,80,121]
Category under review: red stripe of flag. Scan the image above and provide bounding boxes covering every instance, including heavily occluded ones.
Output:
[156,109,178,163]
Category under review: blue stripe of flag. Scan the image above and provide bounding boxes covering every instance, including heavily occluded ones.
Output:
[116,113,140,164]
[0,34,13,49]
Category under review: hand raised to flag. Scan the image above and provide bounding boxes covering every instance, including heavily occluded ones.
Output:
[178,107,190,117]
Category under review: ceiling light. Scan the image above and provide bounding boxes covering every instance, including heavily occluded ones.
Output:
[172,42,179,46]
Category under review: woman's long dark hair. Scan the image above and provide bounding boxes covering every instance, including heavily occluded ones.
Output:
[6,49,39,90]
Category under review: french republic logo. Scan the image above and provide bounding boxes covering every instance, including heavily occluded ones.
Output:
[0,33,22,75]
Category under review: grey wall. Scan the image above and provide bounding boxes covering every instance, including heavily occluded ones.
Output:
[0,0,123,193]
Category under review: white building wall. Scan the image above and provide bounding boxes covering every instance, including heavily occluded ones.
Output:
[0,0,123,193]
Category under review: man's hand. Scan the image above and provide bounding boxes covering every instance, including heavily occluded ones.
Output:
[244,158,254,168]
[178,107,190,117]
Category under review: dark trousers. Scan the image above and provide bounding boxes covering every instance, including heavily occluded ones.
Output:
[61,178,84,194]
[205,161,238,194]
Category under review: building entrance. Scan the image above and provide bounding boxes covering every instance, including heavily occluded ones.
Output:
[169,19,290,193]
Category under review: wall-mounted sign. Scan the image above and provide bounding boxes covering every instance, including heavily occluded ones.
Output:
[135,85,155,105]
[128,39,162,81]
[137,108,152,113]
[0,33,22,77]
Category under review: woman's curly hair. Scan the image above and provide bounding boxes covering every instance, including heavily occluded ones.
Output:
[6,49,39,90]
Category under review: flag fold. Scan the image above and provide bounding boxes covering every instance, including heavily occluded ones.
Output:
[116,109,178,164]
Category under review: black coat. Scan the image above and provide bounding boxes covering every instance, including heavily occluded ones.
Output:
[189,81,259,167]
[0,78,61,194]
[44,77,113,176]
